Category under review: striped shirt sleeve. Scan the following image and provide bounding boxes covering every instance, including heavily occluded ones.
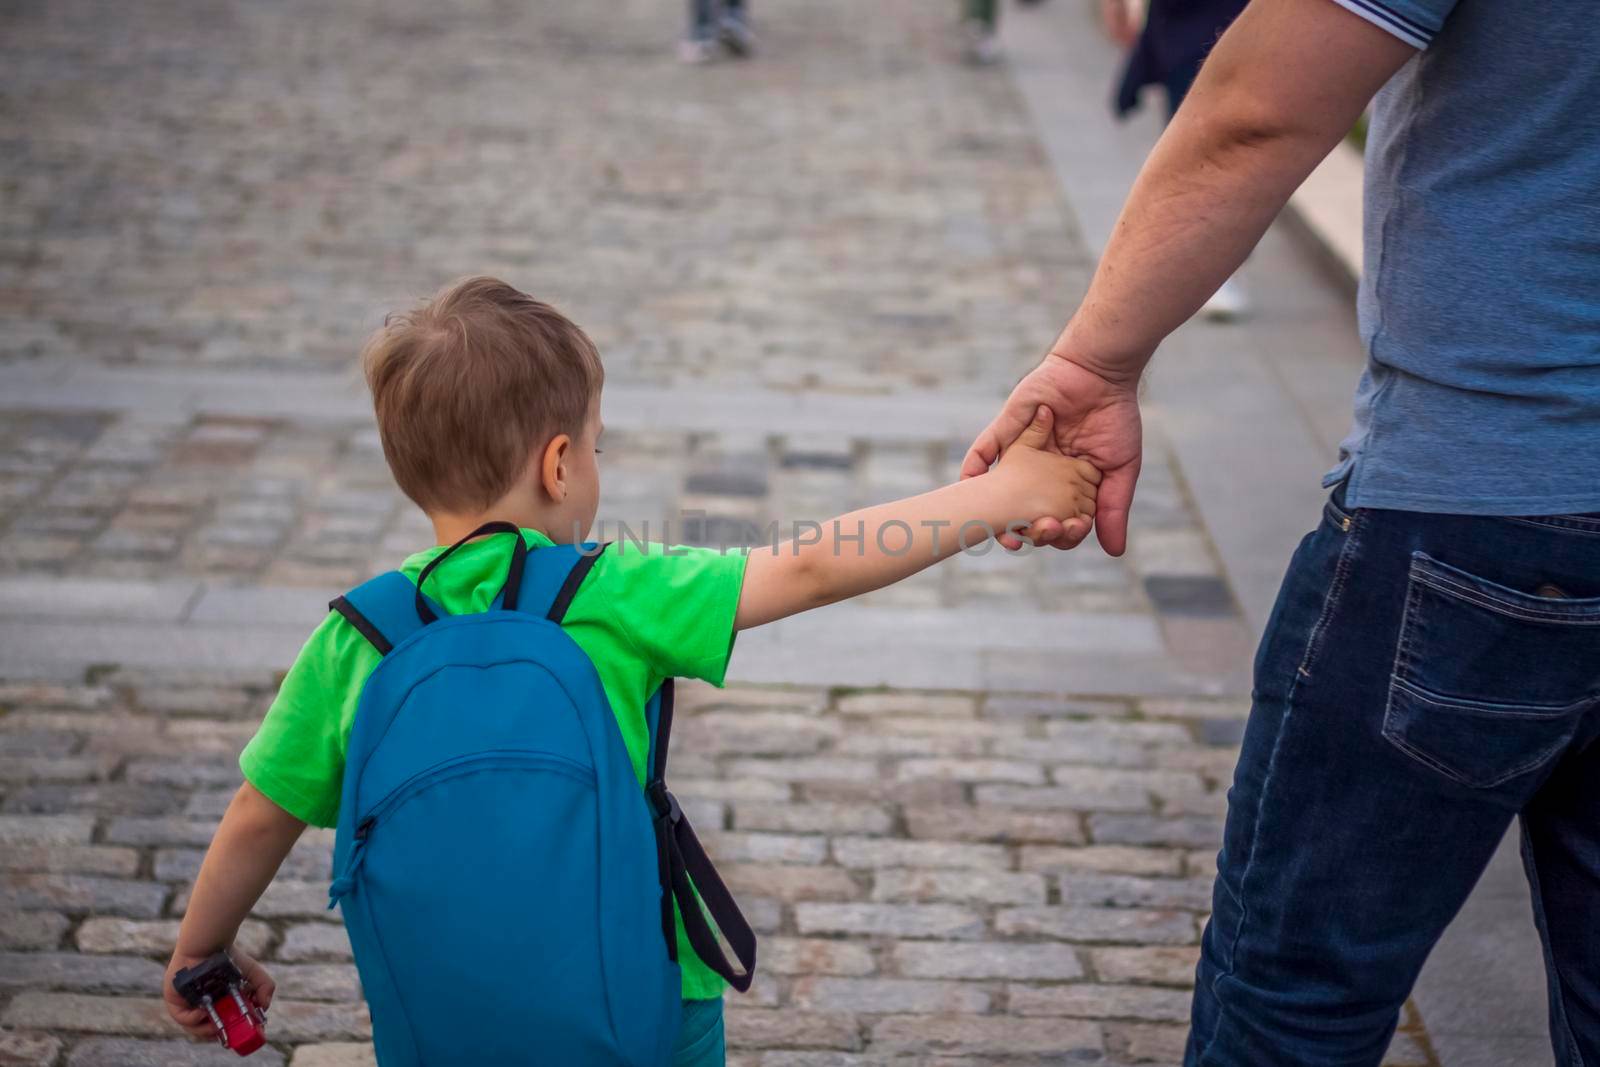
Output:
[1326,0,1457,49]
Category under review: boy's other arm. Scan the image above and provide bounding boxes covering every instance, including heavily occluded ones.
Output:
[163,782,305,1038]
[735,408,1099,630]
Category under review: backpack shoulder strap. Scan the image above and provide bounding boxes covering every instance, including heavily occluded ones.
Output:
[330,537,606,655]
[510,542,608,624]
[330,571,438,656]
[645,678,758,991]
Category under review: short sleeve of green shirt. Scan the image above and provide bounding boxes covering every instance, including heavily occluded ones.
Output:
[239,614,381,828]
[588,540,747,686]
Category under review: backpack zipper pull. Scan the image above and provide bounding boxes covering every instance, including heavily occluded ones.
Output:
[328,817,375,908]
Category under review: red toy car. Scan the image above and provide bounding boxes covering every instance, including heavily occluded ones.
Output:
[172,951,267,1056]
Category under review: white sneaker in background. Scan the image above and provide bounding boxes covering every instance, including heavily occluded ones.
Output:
[1201,275,1249,322]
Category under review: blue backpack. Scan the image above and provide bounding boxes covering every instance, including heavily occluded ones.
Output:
[325,522,756,1066]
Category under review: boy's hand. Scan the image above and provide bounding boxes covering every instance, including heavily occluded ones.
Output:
[990,406,1102,545]
[163,946,275,1041]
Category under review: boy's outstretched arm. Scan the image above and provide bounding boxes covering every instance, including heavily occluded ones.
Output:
[164,782,305,1039]
[735,407,1099,630]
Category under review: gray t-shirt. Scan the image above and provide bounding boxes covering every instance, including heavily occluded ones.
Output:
[1324,0,1600,514]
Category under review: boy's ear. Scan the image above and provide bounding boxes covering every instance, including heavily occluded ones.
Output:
[538,434,571,503]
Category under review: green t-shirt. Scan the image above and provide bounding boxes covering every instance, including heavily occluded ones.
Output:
[240,529,748,1000]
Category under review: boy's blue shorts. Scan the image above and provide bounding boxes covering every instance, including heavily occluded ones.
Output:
[673,997,725,1067]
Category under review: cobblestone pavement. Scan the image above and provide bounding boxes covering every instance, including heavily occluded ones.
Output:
[1,0,1436,1064]
[2,0,1078,386]
[0,677,1440,1067]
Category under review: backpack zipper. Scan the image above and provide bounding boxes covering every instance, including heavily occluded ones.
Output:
[327,750,594,908]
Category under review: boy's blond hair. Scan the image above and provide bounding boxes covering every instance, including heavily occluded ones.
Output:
[362,277,604,514]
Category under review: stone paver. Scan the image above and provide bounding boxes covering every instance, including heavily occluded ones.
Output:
[0,0,1446,1064]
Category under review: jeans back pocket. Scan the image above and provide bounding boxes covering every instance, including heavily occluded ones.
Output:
[1382,552,1600,790]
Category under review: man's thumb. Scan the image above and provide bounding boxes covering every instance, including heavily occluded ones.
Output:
[1016,405,1053,449]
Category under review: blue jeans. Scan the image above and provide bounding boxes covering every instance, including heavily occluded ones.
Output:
[688,0,745,39]
[673,997,725,1067]
[1189,489,1600,1066]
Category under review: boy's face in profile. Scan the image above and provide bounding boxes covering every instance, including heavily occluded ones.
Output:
[550,392,603,543]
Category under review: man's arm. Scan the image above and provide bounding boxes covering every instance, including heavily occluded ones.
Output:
[736,408,1100,629]
[1065,0,1415,374]
[963,0,1416,554]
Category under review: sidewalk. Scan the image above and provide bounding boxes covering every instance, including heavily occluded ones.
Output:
[0,0,1541,1063]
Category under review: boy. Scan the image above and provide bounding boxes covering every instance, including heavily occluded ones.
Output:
[163,277,1099,1064]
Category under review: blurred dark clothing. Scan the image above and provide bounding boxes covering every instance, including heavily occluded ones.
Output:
[1114,0,1248,119]
[689,0,745,38]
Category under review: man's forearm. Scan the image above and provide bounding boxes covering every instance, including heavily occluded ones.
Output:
[1057,0,1414,378]
[1060,114,1320,375]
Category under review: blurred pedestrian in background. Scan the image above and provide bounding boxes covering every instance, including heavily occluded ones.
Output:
[962,0,1005,64]
[1107,0,1251,319]
[961,0,1050,66]
[681,0,755,64]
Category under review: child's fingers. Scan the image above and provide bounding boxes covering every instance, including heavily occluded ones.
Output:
[164,993,205,1025]
[247,981,275,1011]
[235,955,276,1009]
[1014,405,1055,450]
[1074,459,1105,487]
[1025,516,1066,547]
[183,1020,218,1041]
[1055,516,1093,550]
[169,1006,215,1041]
[997,517,1061,549]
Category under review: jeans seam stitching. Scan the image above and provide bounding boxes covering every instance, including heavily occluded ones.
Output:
[1389,676,1593,719]
[1202,510,1362,1063]
[1399,567,1421,683]
[1380,728,1564,789]
[1295,510,1363,680]
[1507,515,1600,537]
[1415,571,1600,624]
[1381,578,1423,759]
[1381,732,1471,785]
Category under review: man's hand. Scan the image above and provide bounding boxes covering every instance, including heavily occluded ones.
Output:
[963,354,1141,555]
[163,946,275,1042]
